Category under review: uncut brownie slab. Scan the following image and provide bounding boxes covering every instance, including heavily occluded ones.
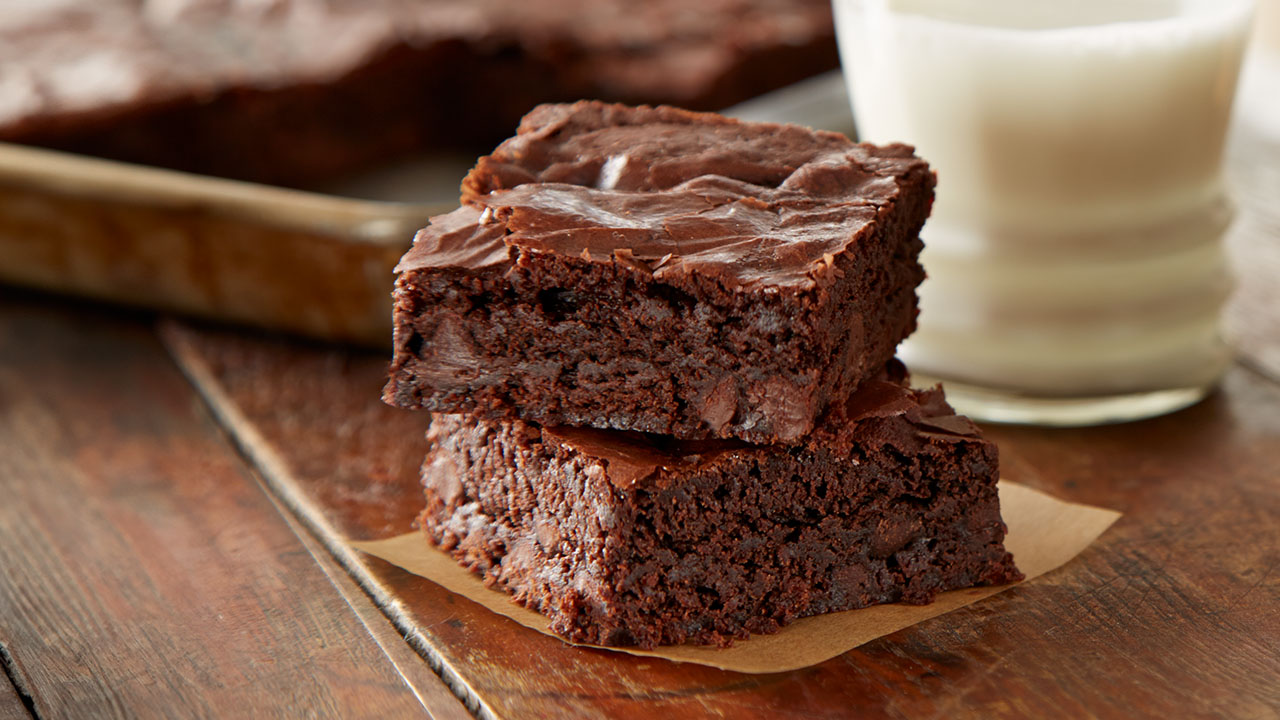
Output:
[0,1,837,187]
[419,374,1021,648]
[386,102,934,443]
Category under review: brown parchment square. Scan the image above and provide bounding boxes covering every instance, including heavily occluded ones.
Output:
[351,480,1120,673]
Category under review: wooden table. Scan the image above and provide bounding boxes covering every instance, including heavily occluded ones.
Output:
[2,233,1279,718]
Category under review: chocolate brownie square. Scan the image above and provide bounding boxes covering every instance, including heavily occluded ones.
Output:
[418,372,1021,648]
[385,102,934,443]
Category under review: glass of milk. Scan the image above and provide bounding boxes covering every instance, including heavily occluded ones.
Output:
[834,0,1256,425]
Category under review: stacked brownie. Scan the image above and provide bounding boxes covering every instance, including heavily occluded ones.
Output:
[386,102,1021,648]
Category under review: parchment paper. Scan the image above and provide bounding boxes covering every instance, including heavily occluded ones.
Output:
[351,481,1120,673]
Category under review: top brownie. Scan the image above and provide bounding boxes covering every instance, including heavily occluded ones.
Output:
[386,101,934,444]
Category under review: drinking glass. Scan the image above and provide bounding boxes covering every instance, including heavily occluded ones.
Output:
[833,0,1256,425]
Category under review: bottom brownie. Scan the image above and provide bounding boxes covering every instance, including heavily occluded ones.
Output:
[418,377,1022,648]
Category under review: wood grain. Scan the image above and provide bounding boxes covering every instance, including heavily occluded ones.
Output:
[251,465,473,720]
[0,293,435,719]
[0,669,32,720]
[164,322,1280,720]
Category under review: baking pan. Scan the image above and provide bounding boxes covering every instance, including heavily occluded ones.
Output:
[0,142,466,347]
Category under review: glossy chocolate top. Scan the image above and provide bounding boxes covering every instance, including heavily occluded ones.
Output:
[0,1,834,136]
[397,101,932,290]
[542,375,982,490]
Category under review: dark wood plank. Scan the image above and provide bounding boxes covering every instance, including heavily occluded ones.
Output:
[0,668,33,720]
[164,322,1280,720]
[253,470,474,720]
[0,294,437,719]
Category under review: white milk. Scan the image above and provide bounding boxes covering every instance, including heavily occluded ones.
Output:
[835,0,1254,398]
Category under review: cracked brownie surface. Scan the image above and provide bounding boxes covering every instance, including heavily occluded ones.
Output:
[386,101,934,443]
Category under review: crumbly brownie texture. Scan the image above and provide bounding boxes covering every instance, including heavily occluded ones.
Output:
[386,102,934,444]
[418,376,1022,648]
[0,1,838,186]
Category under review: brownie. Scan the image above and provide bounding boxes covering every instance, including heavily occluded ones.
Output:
[419,371,1022,648]
[0,1,839,187]
[385,102,934,444]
